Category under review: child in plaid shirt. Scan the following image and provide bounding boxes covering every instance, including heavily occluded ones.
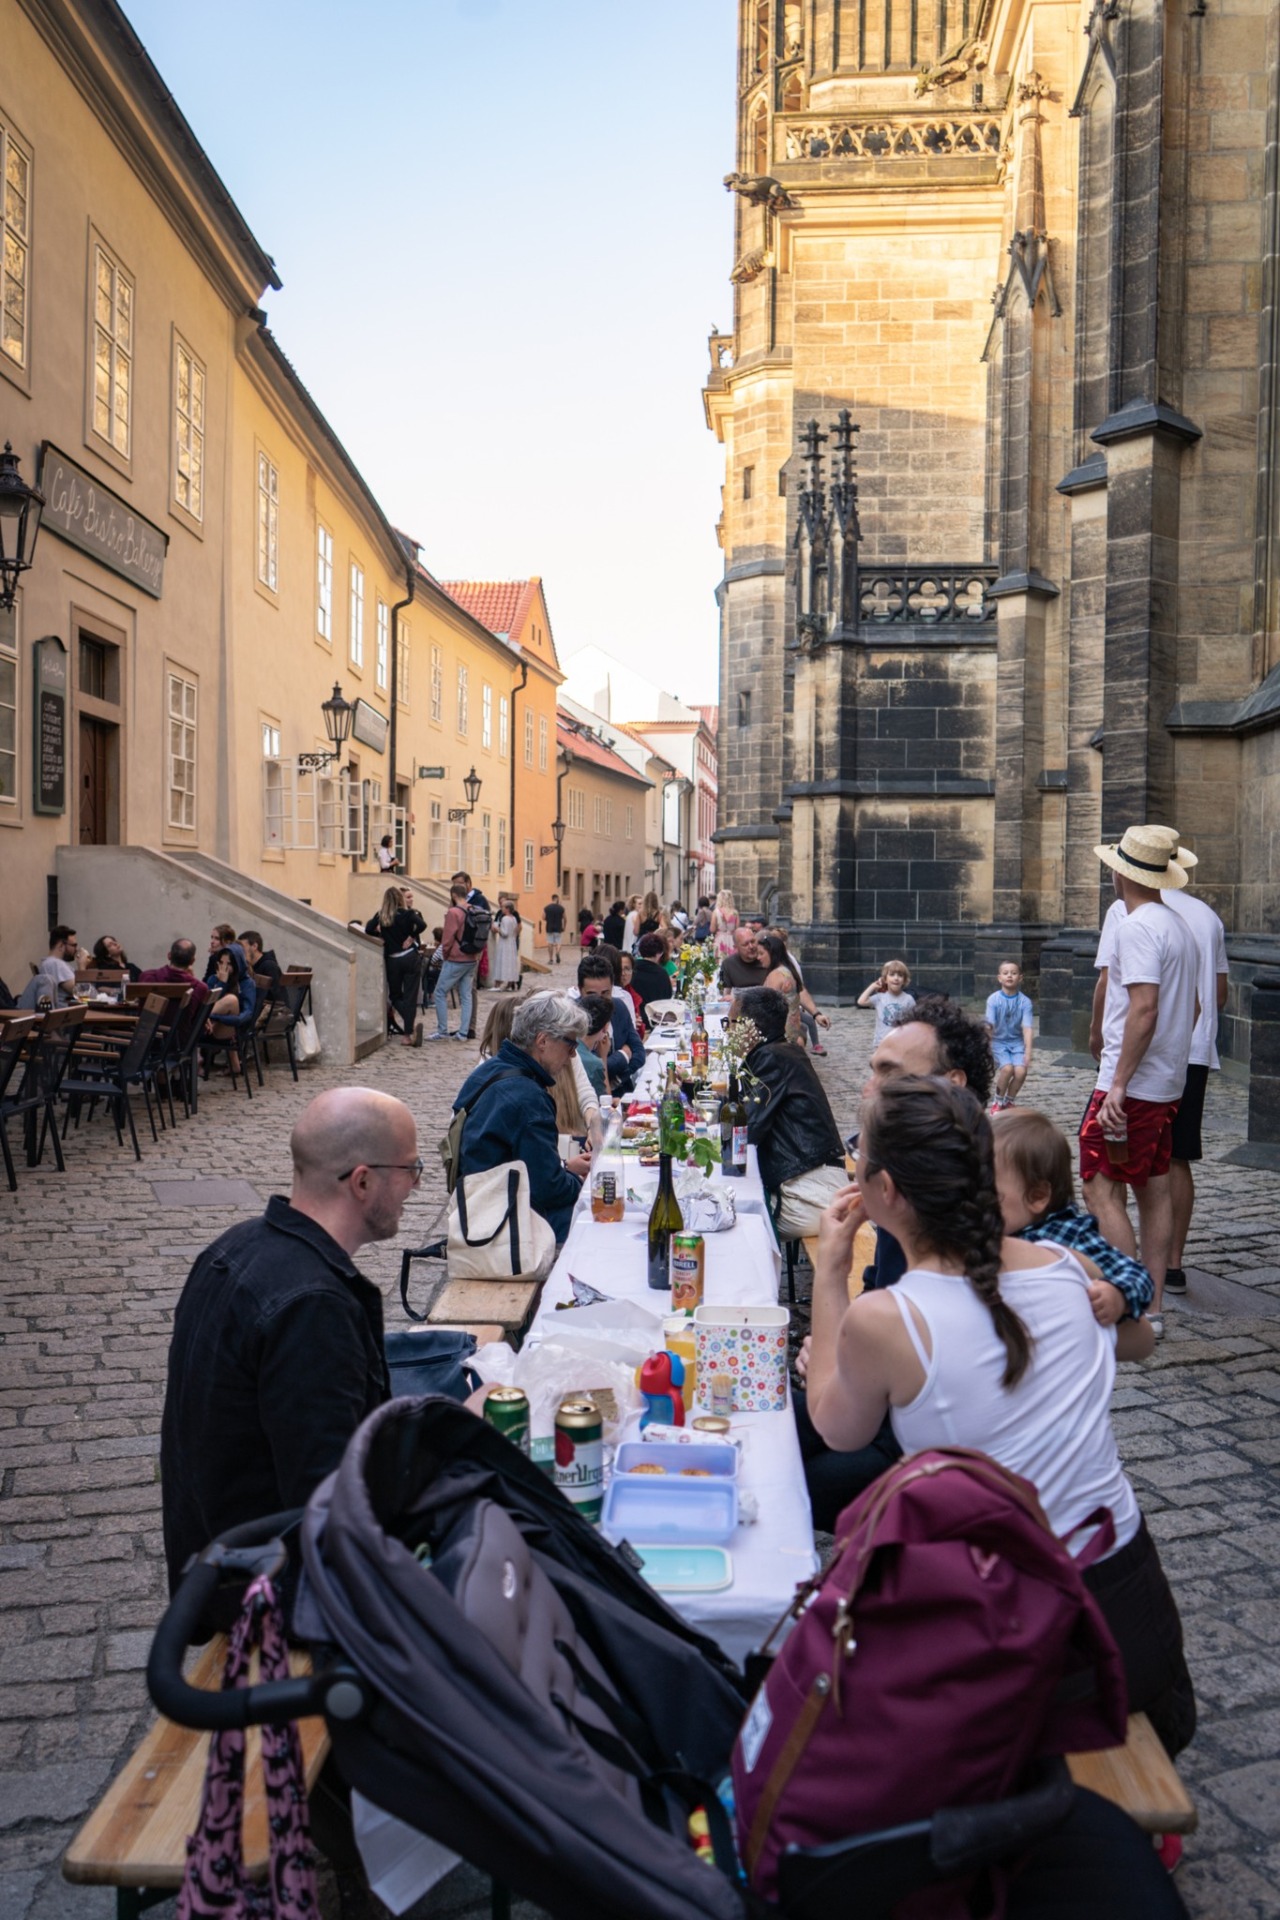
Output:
[992,1108,1153,1323]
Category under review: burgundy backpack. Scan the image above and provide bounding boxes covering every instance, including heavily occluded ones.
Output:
[732,1448,1128,1909]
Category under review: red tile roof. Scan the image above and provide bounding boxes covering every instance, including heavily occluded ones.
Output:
[440,579,540,641]
[556,716,652,786]
[696,705,719,733]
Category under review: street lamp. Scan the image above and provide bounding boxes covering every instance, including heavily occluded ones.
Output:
[0,443,45,612]
[539,817,566,857]
[449,765,482,823]
[298,683,354,771]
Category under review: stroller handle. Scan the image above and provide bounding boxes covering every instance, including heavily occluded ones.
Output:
[148,1532,329,1732]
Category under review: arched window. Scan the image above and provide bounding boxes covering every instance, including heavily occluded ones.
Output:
[781,69,803,112]
[751,102,769,172]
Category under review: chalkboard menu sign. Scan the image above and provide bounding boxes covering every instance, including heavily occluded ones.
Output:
[33,636,67,816]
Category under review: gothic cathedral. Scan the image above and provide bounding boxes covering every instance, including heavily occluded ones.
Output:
[706,0,1280,1000]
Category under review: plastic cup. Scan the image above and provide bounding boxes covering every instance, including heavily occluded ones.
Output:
[1103,1130,1129,1167]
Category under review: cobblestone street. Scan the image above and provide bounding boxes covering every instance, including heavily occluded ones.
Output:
[2,995,1278,1918]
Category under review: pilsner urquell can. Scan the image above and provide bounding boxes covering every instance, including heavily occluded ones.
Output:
[483,1385,530,1456]
[669,1232,706,1312]
[554,1397,604,1522]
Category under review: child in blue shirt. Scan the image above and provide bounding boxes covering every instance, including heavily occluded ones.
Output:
[986,960,1035,1109]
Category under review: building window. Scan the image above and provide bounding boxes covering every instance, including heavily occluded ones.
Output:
[497,814,507,875]
[457,662,469,733]
[316,526,333,639]
[482,682,493,750]
[605,799,613,836]
[481,809,492,874]
[173,337,205,521]
[166,672,197,830]
[430,644,443,722]
[524,840,535,891]
[743,465,754,500]
[524,706,534,766]
[593,795,603,834]
[738,688,752,727]
[376,598,389,690]
[93,242,133,457]
[625,804,633,840]
[499,695,509,758]
[0,607,17,803]
[397,618,410,706]
[261,720,281,758]
[428,797,443,868]
[538,715,549,771]
[349,562,365,668]
[1,122,31,371]
[257,451,279,592]
[566,786,585,830]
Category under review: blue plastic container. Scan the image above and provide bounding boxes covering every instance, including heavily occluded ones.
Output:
[601,1473,738,1544]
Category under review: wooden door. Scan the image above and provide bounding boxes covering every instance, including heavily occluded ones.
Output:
[79,717,110,844]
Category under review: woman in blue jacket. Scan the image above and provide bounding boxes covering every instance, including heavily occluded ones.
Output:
[206,943,257,1073]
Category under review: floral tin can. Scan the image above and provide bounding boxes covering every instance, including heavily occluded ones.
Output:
[692,1305,790,1413]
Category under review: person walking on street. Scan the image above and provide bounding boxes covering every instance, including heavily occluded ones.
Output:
[1081,827,1199,1335]
[1092,831,1228,1300]
[430,884,479,1041]
[986,960,1035,1109]
[365,887,425,1046]
[543,893,565,965]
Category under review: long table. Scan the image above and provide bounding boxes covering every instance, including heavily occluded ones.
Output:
[525,1170,818,1666]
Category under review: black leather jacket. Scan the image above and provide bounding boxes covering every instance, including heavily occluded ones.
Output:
[743,1040,846,1191]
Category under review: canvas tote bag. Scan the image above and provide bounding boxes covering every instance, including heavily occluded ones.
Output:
[448,1160,556,1281]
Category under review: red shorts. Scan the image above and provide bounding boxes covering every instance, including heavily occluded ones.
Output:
[1079,1089,1178,1189]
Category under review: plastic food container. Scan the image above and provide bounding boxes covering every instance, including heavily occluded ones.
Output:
[601,1473,738,1544]
[614,1440,739,1481]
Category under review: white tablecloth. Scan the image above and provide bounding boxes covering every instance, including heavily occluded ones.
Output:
[528,1189,817,1664]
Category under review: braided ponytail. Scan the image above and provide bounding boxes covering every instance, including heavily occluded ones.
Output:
[861,1076,1034,1387]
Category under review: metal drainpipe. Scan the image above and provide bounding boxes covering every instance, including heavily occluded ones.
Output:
[387,565,415,855]
[509,657,528,879]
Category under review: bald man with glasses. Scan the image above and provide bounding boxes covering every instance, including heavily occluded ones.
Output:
[161,1087,419,1595]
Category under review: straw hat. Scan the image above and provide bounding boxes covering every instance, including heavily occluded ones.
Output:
[1094,825,1188,890]
[1143,823,1198,871]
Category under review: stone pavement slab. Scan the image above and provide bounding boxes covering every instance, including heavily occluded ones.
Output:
[0,989,1277,1917]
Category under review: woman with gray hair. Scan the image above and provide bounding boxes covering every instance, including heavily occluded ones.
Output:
[453,992,591,1243]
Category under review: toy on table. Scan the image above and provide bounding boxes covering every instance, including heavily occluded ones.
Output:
[637,1350,685,1428]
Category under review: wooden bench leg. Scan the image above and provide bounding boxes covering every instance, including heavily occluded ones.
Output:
[117,1890,173,1920]
[491,1881,511,1920]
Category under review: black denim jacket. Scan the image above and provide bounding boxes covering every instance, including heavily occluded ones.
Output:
[160,1194,390,1593]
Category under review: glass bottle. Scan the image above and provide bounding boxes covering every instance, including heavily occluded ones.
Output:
[659,1061,688,1160]
[647,1152,685,1289]
[590,1105,626,1223]
[719,1072,748,1178]
[691,1006,709,1073]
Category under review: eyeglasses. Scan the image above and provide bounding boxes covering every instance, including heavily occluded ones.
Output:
[338,1159,425,1184]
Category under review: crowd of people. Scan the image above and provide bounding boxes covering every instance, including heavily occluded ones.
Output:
[146,823,1230,1914]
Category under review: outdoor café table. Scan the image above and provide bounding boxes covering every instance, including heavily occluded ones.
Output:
[527,1190,818,1665]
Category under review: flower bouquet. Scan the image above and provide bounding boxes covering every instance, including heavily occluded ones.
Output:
[674,938,719,1000]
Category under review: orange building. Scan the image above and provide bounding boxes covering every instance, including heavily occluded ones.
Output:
[440,578,563,933]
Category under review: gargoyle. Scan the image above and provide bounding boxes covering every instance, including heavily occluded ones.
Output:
[723,172,794,211]
[914,36,989,96]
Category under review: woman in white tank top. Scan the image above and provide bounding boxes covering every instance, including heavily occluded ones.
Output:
[804,1076,1194,1757]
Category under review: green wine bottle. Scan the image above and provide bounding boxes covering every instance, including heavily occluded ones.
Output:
[646,1152,685,1289]
[719,1072,748,1177]
[658,1062,688,1160]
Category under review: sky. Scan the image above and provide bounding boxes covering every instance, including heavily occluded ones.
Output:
[118,0,737,706]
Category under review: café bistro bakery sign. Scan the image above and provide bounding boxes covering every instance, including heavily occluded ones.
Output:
[38,443,168,598]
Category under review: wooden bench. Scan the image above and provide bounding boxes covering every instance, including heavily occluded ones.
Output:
[64,1636,330,1920]
[1068,1711,1196,1834]
[801,1220,876,1302]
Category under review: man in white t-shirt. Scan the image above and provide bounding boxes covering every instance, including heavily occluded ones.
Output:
[1080,827,1199,1331]
[1092,836,1228,1303]
[15,925,80,1008]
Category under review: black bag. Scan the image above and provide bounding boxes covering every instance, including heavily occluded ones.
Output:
[460,893,493,955]
[383,1328,479,1401]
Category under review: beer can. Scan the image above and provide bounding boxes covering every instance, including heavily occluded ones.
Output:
[669,1233,706,1312]
[483,1385,530,1455]
[554,1397,604,1522]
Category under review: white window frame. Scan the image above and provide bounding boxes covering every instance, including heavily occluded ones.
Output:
[1,118,32,376]
[524,705,534,766]
[457,662,469,734]
[262,757,293,849]
[482,682,492,750]
[593,795,603,834]
[349,562,365,669]
[92,240,133,458]
[173,334,205,524]
[257,450,279,592]
[317,772,341,853]
[316,526,333,640]
[342,771,365,857]
[567,786,585,831]
[428,797,444,870]
[499,694,509,758]
[261,719,281,759]
[625,804,634,840]
[538,714,549,771]
[0,605,18,806]
[166,671,197,831]
[605,799,613,836]
[497,814,507,876]
[523,839,535,891]
[376,597,389,691]
[430,644,443,723]
[481,809,492,875]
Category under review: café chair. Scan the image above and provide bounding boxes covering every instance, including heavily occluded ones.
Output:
[5,1006,88,1176]
[257,971,312,1082]
[0,1014,42,1191]
[59,995,168,1160]
[171,998,215,1118]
